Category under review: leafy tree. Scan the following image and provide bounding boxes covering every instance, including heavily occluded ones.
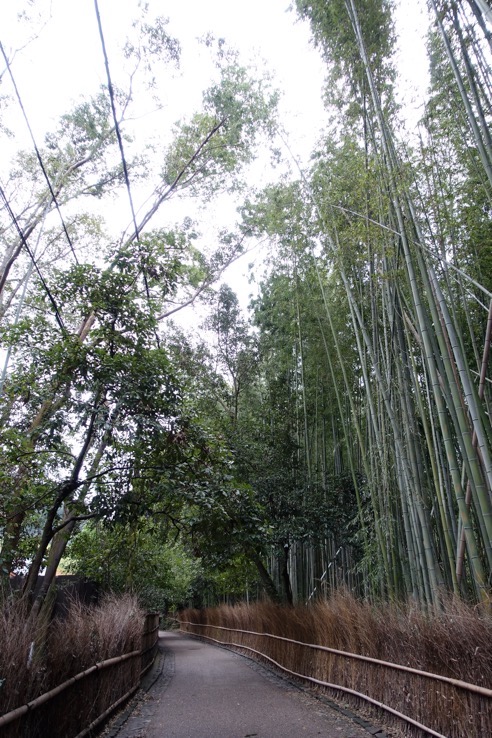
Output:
[0,15,279,614]
[66,521,201,612]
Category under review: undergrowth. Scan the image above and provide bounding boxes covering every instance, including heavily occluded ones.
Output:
[0,593,143,716]
[180,590,492,738]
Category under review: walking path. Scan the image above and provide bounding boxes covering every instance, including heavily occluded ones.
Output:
[107,631,390,738]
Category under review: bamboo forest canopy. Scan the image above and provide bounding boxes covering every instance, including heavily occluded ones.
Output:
[1,0,492,613]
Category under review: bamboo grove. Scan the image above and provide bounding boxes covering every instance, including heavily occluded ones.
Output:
[1,1,492,613]
[248,0,492,606]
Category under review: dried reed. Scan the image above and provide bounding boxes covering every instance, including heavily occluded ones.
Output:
[0,593,143,717]
[179,590,492,737]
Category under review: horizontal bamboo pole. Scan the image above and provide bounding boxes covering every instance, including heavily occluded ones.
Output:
[76,626,160,736]
[180,621,492,699]
[73,683,140,738]
[0,650,141,729]
[190,630,448,738]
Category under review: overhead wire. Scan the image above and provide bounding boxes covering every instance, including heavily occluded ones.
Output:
[0,41,79,267]
[0,183,66,333]
[93,0,160,348]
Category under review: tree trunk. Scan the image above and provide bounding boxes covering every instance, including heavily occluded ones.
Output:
[280,544,293,605]
[246,547,281,603]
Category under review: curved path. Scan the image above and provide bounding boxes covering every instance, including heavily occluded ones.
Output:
[109,631,389,738]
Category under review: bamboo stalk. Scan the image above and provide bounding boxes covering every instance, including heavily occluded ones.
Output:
[457,298,492,579]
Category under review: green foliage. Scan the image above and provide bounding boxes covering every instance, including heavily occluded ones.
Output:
[189,554,260,606]
[162,61,278,196]
[2,0,492,613]
[295,0,396,117]
[66,521,201,611]
[124,13,181,83]
[0,7,283,613]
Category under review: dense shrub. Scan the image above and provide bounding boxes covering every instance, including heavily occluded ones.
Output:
[0,593,143,716]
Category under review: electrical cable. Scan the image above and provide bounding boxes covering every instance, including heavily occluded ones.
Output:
[93,0,161,349]
[0,41,79,266]
[0,183,66,333]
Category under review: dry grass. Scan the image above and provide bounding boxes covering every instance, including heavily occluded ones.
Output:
[0,598,38,714]
[44,593,143,685]
[179,590,492,738]
[0,593,143,717]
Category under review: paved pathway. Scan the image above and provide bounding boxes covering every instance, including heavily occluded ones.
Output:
[107,632,389,738]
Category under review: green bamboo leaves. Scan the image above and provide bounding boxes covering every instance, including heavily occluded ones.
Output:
[252,0,492,605]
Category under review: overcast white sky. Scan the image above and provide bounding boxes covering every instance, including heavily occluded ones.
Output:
[1,0,429,155]
[1,1,327,158]
[0,0,429,320]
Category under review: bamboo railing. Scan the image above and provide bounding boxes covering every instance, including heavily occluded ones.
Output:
[180,620,492,738]
[0,612,160,738]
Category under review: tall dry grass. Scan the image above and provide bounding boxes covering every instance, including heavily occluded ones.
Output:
[0,593,143,717]
[179,590,492,737]
[0,599,39,716]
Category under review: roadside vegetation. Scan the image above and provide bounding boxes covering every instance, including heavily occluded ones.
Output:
[180,592,492,737]
[181,591,492,687]
[1,0,491,639]
[0,594,142,717]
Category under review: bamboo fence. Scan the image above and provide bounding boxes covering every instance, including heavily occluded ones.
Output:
[0,612,160,738]
[180,618,492,738]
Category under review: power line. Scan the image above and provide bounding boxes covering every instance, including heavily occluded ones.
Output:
[93,0,140,245]
[0,183,66,333]
[93,0,160,347]
[0,41,79,266]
